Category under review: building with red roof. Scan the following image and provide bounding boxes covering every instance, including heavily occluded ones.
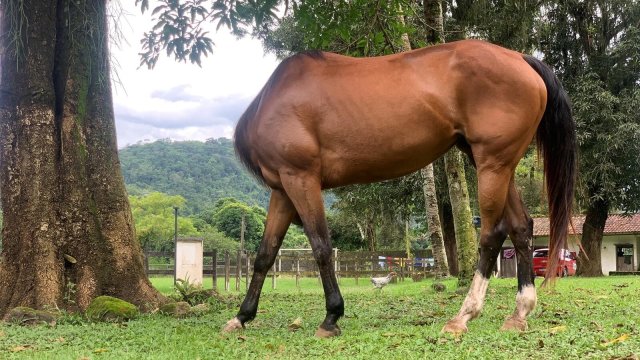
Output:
[499,213,640,276]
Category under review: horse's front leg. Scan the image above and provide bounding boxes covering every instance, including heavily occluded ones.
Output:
[223,190,295,332]
[281,172,344,338]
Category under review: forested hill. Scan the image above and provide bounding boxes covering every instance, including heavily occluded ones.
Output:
[119,138,270,213]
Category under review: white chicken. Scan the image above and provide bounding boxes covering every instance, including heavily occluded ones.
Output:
[371,272,397,290]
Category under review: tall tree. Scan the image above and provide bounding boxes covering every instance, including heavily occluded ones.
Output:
[420,0,449,279]
[424,0,478,285]
[536,0,640,276]
[0,0,163,316]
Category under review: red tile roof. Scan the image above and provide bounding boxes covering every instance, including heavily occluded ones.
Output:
[533,213,640,237]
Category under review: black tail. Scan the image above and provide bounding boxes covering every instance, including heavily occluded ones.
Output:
[234,90,267,185]
[233,51,325,186]
[523,55,577,282]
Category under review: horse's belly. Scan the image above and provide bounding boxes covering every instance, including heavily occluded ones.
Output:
[319,125,456,188]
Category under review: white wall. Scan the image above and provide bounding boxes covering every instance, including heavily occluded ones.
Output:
[176,239,204,285]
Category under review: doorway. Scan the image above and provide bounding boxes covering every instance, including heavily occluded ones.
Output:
[615,245,634,272]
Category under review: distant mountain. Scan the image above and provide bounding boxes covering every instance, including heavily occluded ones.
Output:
[119,138,270,213]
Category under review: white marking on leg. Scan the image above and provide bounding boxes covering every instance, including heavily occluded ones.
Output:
[456,271,490,322]
[514,285,537,319]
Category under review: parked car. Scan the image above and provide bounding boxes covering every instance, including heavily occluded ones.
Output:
[533,248,577,277]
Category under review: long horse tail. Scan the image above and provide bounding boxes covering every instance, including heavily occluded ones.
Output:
[234,89,267,185]
[523,54,577,282]
[234,51,326,186]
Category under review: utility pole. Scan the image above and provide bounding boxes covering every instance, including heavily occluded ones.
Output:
[174,206,178,285]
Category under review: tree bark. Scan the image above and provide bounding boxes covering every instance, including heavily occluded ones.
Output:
[576,196,609,277]
[0,0,164,317]
[445,149,478,287]
[424,0,445,44]
[421,166,449,278]
[440,200,459,275]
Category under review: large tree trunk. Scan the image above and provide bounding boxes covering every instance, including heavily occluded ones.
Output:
[576,196,609,277]
[419,0,449,279]
[0,0,164,317]
[422,166,449,278]
[445,149,478,287]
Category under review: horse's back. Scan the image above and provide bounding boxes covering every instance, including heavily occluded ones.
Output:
[243,40,547,188]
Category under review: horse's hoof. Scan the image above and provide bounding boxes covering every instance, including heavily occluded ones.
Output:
[315,325,341,338]
[500,316,527,332]
[441,319,468,335]
[222,317,243,333]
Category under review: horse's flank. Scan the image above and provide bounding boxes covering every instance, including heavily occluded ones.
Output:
[234,40,546,191]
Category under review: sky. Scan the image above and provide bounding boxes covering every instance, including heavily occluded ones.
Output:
[110,2,280,148]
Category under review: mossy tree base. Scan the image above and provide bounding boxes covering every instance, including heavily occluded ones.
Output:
[0,0,164,316]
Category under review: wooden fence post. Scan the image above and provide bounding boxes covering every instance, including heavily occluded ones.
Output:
[224,251,230,291]
[236,250,242,291]
[295,253,300,289]
[355,261,359,285]
[245,253,250,291]
[271,263,277,290]
[212,250,217,291]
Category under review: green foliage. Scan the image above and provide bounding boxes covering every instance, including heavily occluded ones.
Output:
[4,307,58,326]
[207,198,265,252]
[536,0,640,214]
[129,191,240,252]
[571,74,640,211]
[446,0,539,50]
[136,0,214,68]
[330,173,424,250]
[3,277,640,358]
[173,278,212,306]
[326,212,365,251]
[85,296,139,322]
[129,192,198,251]
[262,0,421,58]
[119,138,270,213]
[514,149,548,216]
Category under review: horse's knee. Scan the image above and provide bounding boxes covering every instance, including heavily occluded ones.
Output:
[312,243,333,268]
[253,251,274,273]
[479,223,507,249]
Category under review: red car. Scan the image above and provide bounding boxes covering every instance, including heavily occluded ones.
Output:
[533,248,577,277]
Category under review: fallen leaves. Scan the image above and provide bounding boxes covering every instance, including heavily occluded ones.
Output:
[11,345,32,352]
[548,325,567,334]
[288,317,303,331]
[600,334,630,348]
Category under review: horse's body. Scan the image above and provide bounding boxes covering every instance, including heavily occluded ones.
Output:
[226,40,576,337]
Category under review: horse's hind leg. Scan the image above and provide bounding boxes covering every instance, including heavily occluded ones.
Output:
[501,182,536,331]
[223,189,296,332]
[442,168,512,334]
[280,172,344,338]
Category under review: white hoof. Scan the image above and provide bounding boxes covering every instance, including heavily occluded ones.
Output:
[222,317,243,332]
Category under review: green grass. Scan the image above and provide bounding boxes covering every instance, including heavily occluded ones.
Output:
[1,276,639,359]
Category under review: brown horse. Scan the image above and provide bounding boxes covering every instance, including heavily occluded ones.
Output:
[224,40,576,337]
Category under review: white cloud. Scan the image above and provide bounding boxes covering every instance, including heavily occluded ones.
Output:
[110,1,279,148]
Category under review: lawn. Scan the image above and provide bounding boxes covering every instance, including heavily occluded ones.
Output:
[1,276,639,359]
